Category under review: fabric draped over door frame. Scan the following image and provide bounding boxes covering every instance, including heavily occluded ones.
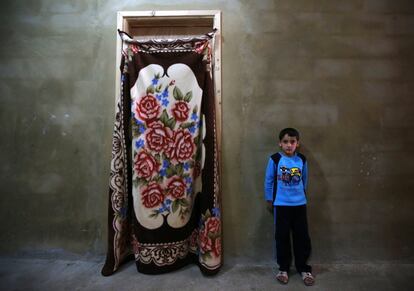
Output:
[102,32,221,276]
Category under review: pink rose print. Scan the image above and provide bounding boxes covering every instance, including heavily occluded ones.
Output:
[167,176,186,199]
[134,150,159,179]
[199,228,213,253]
[141,181,164,208]
[135,95,160,122]
[173,129,195,163]
[205,217,221,234]
[163,129,195,163]
[164,136,176,160]
[213,237,221,257]
[171,101,190,122]
[146,121,173,153]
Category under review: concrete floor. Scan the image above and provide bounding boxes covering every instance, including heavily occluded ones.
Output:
[0,255,413,291]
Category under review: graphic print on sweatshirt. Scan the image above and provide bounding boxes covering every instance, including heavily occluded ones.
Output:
[278,166,302,186]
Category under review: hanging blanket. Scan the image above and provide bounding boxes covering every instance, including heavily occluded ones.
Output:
[102,34,221,276]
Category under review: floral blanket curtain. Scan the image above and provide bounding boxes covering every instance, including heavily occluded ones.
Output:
[102,33,221,276]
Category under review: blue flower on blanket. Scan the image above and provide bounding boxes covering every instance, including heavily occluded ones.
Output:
[134,119,146,134]
[151,73,161,86]
[165,198,172,207]
[189,125,197,134]
[162,99,169,107]
[159,160,169,177]
[160,168,167,177]
[135,118,144,126]
[185,176,192,185]
[157,199,172,213]
[135,139,144,149]
[212,207,221,218]
[183,162,190,171]
[191,112,198,122]
[154,83,170,107]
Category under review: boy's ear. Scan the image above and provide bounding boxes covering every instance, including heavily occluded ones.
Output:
[297,141,300,147]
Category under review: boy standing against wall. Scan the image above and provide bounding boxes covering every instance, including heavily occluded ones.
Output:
[264,128,315,286]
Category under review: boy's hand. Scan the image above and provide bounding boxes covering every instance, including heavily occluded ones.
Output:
[266,201,273,213]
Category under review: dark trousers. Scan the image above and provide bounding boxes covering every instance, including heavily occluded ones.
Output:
[275,205,312,273]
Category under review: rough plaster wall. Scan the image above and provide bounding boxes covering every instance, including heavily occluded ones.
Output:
[0,0,413,264]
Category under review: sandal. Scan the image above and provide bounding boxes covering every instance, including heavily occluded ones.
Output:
[276,271,289,284]
[301,272,315,286]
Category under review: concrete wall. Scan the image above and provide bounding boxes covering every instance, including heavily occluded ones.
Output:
[1,0,413,264]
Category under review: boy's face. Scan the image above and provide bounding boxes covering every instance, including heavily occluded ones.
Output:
[279,134,299,156]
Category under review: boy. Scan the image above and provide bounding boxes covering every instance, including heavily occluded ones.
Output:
[264,128,315,286]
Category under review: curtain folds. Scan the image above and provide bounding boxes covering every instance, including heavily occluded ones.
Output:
[102,34,221,276]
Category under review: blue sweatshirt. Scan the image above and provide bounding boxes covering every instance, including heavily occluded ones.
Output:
[264,152,308,206]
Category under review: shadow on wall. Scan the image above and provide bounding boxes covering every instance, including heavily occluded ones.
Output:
[0,74,110,254]
[301,144,334,265]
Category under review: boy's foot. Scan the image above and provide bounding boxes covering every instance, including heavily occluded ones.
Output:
[301,272,315,286]
[276,271,289,284]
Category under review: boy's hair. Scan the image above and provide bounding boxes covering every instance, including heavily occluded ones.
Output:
[279,128,300,141]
